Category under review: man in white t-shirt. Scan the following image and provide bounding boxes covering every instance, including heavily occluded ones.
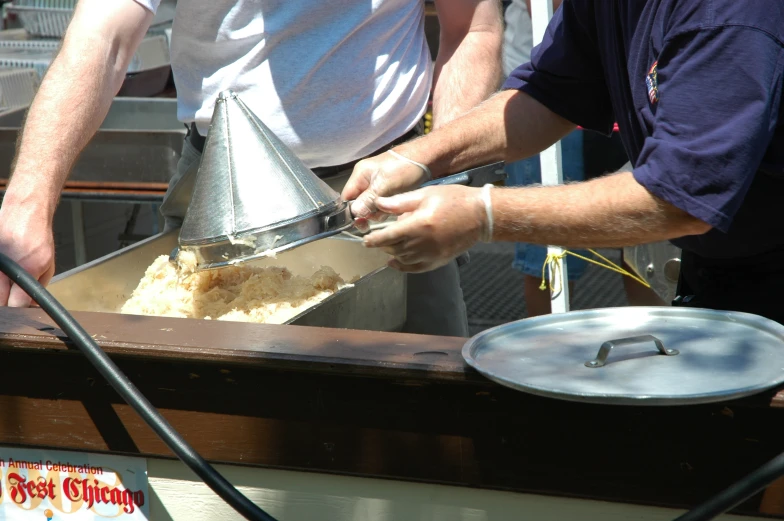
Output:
[502,0,534,76]
[0,0,503,336]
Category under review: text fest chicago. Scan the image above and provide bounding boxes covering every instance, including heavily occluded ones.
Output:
[0,458,144,514]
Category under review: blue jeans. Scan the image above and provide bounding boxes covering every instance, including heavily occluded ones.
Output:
[505,130,589,281]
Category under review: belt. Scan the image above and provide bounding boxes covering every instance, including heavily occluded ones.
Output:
[186,122,206,152]
[186,123,422,179]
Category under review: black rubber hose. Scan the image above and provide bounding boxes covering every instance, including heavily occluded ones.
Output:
[673,451,784,521]
[0,252,277,521]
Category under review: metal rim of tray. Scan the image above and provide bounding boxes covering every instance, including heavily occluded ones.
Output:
[177,202,354,270]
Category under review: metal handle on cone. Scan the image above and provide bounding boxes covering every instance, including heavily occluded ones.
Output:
[421,161,506,187]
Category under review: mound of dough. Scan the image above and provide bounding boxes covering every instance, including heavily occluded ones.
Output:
[120,251,347,324]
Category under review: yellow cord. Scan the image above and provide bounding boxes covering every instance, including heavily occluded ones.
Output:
[540,249,651,293]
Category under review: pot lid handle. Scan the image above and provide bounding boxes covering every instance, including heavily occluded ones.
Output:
[584,334,679,368]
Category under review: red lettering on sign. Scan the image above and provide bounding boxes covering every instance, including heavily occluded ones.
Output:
[63,477,81,502]
[6,473,56,504]
[7,473,27,504]
[61,476,142,514]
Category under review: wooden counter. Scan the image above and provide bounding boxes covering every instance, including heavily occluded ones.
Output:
[0,307,783,518]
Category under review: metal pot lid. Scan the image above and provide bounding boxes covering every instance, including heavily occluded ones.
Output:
[462,307,784,405]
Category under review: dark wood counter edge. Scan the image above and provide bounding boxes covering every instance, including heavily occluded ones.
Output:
[0,307,480,383]
[0,307,783,406]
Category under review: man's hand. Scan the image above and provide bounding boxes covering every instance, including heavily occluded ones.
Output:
[0,0,151,305]
[342,150,431,225]
[362,185,488,273]
[0,203,55,307]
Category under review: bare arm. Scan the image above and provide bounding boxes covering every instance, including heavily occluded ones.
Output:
[396,89,575,177]
[345,88,575,218]
[363,171,710,273]
[491,171,711,248]
[431,0,504,128]
[5,0,153,218]
[354,89,710,272]
[400,91,709,245]
[0,0,153,306]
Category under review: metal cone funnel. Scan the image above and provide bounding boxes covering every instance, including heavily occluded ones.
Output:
[177,90,353,270]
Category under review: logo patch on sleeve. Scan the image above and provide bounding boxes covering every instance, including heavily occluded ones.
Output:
[646,60,659,104]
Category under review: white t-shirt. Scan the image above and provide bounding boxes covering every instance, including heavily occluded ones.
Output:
[134,0,432,168]
[503,0,534,76]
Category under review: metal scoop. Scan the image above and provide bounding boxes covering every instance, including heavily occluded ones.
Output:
[170,90,354,270]
[169,90,507,270]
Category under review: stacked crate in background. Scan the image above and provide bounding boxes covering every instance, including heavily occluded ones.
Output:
[0,0,174,109]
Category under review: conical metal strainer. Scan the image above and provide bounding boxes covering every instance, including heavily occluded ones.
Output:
[174,90,354,270]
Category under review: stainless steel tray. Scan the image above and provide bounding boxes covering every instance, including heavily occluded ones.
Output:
[0,97,183,185]
[48,232,407,332]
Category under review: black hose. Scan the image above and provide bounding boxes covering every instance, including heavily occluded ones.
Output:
[673,451,784,521]
[0,252,277,521]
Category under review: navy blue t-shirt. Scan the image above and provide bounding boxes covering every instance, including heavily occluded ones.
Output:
[504,0,784,259]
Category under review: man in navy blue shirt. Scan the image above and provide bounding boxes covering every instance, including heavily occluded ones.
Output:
[343,0,784,323]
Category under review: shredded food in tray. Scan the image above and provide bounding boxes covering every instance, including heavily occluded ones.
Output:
[120,251,348,323]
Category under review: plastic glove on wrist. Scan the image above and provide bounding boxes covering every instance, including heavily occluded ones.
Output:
[361,184,491,273]
[342,150,432,224]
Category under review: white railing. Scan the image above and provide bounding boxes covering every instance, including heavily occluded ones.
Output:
[531,0,569,313]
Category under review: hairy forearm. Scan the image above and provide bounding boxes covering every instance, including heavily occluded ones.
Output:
[5,0,153,221]
[432,27,503,127]
[431,0,503,128]
[395,89,574,177]
[6,37,129,219]
[491,171,712,247]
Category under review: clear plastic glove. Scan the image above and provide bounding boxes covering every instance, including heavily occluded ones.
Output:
[341,150,431,231]
[362,185,489,273]
[0,204,55,307]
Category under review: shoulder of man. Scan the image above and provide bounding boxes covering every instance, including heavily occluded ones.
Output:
[658,0,784,44]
